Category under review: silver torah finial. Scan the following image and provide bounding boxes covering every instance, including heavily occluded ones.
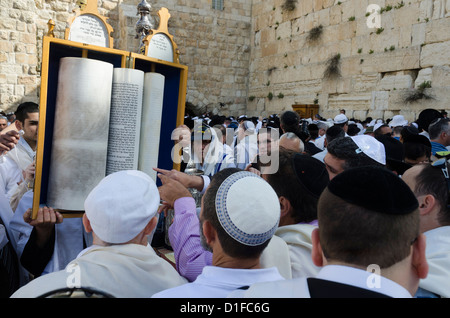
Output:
[135,0,154,52]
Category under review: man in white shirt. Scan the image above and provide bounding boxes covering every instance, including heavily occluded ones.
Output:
[402,162,450,298]
[235,166,428,298]
[0,102,38,202]
[152,169,284,298]
[11,170,187,298]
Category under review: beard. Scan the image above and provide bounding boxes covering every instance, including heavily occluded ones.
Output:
[199,220,212,253]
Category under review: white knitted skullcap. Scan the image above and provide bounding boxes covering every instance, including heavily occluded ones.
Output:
[215,171,280,246]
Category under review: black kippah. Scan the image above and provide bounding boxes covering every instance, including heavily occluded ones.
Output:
[327,166,418,215]
[292,153,329,198]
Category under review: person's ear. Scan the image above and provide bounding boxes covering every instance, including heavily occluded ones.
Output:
[202,220,217,247]
[82,213,92,233]
[418,194,436,217]
[412,234,428,279]
[14,120,22,131]
[143,216,158,235]
[311,228,325,267]
[279,196,292,220]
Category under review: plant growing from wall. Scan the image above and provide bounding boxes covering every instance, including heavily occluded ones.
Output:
[306,25,323,43]
[278,92,285,99]
[267,92,274,100]
[282,0,297,11]
[323,53,342,80]
[404,81,433,102]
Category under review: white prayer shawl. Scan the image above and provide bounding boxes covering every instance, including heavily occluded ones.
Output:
[314,135,325,150]
[5,137,35,171]
[0,188,15,237]
[274,223,321,278]
[419,226,450,298]
[0,137,35,200]
[9,190,90,277]
[194,128,235,176]
[234,134,258,170]
[259,235,292,279]
[11,244,188,298]
[0,189,31,287]
[152,265,284,298]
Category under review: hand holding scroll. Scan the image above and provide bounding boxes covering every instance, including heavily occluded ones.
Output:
[23,207,63,248]
[0,130,20,155]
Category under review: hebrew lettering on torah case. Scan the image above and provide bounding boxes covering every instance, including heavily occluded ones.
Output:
[34,2,187,219]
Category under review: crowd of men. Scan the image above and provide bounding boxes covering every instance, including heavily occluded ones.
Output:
[0,101,449,299]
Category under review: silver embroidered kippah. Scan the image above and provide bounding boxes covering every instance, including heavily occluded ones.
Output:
[351,135,386,165]
[215,171,280,246]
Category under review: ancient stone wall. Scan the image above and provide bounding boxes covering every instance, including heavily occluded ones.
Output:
[1,0,449,121]
[0,0,252,117]
[0,0,122,112]
[248,0,450,122]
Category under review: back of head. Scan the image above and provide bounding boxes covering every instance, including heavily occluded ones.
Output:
[428,118,450,140]
[347,123,360,136]
[14,102,39,123]
[279,132,304,153]
[413,162,450,226]
[265,149,329,223]
[202,168,280,259]
[317,166,419,269]
[376,134,412,175]
[280,111,300,133]
[400,125,420,142]
[84,170,160,244]
[333,114,348,127]
[327,136,385,170]
[325,125,345,144]
[416,108,443,133]
[308,123,319,139]
[403,135,431,162]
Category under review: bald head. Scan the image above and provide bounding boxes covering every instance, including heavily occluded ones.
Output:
[401,164,424,194]
[279,132,304,153]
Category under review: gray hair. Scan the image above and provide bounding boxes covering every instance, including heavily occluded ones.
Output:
[280,132,305,153]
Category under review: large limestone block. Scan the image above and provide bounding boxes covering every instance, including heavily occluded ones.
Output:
[328,93,372,112]
[371,91,390,111]
[425,17,450,43]
[362,47,420,73]
[353,73,382,92]
[411,22,426,46]
[366,110,385,120]
[414,67,432,86]
[432,65,450,87]
[420,42,450,67]
[378,74,414,90]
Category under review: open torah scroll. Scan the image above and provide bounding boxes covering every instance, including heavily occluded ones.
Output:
[47,57,165,211]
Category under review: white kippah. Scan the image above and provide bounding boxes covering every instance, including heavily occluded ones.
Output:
[351,135,386,165]
[334,114,348,124]
[84,170,160,244]
[215,171,280,246]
